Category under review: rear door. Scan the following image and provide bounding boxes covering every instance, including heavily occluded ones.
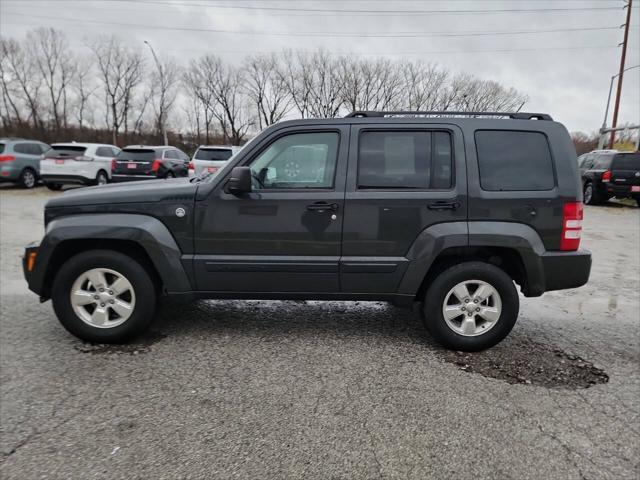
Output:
[95,146,119,178]
[611,152,640,192]
[341,123,466,293]
[113,148,157,176]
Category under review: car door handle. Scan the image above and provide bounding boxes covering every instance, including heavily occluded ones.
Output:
[428,201,460,211]
[306,202,338,212]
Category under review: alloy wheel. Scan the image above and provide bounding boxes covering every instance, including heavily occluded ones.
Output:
[70,268,136,329]
[442,280,502,336]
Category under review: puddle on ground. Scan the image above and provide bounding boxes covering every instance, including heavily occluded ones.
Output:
[74,331,167,355]
[436,337,609,389]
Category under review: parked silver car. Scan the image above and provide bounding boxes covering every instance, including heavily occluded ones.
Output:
[0,138,51,188]
[190,145,242,177]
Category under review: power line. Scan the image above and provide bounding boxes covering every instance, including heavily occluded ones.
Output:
[2,11,630,39]
[120,0,623,15]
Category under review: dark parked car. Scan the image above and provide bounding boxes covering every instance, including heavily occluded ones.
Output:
[0,138,50,188]
[111,146,189,182]
[579,150,640,206]
[23,111,591,351]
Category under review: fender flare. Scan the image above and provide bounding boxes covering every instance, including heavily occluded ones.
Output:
[397,221,547,297]
[30,214,192,296]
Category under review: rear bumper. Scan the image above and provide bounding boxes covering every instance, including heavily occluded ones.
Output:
[0,164,21,181]
[540,249,592,293]
[111,174,158,182]
[41,174,93,185]
[603,183,640,198]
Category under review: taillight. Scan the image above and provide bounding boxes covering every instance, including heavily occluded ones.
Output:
[111,159,117,172]
[601,170,611,182]
[151,159,162,172]
[0,155,16,162]
[187,162,193,170]
[560,202,583,251]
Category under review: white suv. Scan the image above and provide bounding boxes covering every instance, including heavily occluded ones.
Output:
[190,145,242,178]
[41,143,120,190]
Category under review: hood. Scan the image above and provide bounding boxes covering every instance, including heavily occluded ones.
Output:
[46,178,198,208]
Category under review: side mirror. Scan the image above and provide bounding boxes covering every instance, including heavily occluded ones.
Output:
[227,166,252,195]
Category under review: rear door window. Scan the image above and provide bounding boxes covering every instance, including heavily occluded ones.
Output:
[96,146,116,157]
[0,143,5,154]
[164,150,178,159]
[357,130,453,189]
[14,143,43,155]
[195,148,233,161]
[475,130,555,191]
[612,152,640,170]
[593,154,614,169]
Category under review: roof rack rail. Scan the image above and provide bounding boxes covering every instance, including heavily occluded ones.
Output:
[345,111,553,121]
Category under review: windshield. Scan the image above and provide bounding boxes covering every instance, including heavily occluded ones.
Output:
[195,148,233,161]
[612,152,640,170]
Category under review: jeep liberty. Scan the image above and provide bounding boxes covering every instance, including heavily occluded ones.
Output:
[23,111,592,351]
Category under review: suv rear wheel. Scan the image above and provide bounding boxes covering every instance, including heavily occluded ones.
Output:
[583,182,602,205]
[422,262,519,351]
[52,250,157,343]
[20,168,37,189]
[95,170,108,186]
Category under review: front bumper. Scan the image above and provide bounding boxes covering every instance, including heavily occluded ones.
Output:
[22,242,43,298]
[541,249,592,292]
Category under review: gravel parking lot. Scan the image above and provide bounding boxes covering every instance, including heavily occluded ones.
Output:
[1,184,639,479]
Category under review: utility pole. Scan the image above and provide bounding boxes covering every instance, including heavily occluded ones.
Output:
[609,0,633,149]
[144,40,169,146]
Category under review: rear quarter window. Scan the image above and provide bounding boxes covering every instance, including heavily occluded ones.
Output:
[0,143,4,154]
[475,130,555,191]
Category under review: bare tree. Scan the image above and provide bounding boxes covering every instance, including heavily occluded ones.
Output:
[244,54,292,129]
[148,55,179,143]
[184,55,219,143]
[90,35,144,144]
[211,59,253,145]
[0,37,43,130]
[71,55,96,131]
[400,60,448,110]
[27,28,75,133]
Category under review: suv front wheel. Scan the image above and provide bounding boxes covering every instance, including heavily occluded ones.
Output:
[52,250,157,343]
[422,262,519,351]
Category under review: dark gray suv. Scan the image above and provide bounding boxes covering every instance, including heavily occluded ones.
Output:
[23,111,591,351]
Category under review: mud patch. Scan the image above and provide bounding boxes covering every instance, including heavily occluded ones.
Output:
[74,331,166,355]
[436,338,609,389]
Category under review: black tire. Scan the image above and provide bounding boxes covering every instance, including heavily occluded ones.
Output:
[20,168,37,189]
[422,261,519,351]
[95,170,108,186]
[45,183,63,191]
[583,182,601,205]
[165,171,175,179]
[51,250,157,343]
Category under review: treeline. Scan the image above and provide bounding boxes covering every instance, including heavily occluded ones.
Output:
[1,27,529,149]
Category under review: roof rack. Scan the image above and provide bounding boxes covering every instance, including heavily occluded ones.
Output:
[345,111,553,121]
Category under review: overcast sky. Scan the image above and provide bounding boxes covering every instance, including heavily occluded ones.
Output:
[0,0,638,134]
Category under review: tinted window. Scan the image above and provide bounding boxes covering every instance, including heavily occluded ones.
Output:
[14,143,42,155]
[0,143,4,154]
[358,130,452,189]
[475,130,554,191]
[164,150,178,159]
[612,152,640,170]
[249,132,339,189]
[117,149,156,161]
[96,146,115,157]
[44,145,88,158]
[195,148,233,161]
[593,154,613,169]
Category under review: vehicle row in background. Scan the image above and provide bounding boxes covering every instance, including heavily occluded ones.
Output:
[0,138,51,188]
[579,149,640,206]
[0,137,240,189]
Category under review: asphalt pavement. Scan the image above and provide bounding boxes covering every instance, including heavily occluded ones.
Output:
[1,184,638,479]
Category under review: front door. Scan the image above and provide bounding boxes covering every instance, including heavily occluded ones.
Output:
[340,123,467,293]
[193,125,349,293]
